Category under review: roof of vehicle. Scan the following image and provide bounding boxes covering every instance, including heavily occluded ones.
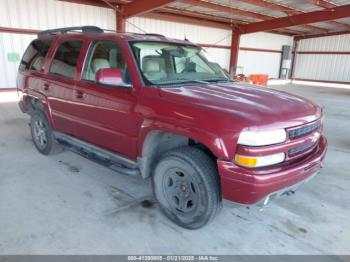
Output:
[37,26,195,46]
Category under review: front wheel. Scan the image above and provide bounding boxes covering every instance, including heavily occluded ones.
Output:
[153,146,221,229]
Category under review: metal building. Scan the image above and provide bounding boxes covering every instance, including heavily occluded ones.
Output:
[1,0,350,88]
[294,32,350,84]
[0,0,350,256]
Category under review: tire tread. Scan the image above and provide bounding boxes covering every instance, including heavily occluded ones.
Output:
[153,146,221,229]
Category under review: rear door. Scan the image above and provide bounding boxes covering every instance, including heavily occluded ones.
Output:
[73,39,140,159]
[41,39,84,135]
[17,38,52,98]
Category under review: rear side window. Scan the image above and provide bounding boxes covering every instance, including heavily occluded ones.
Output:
[49,40,83,79]
[19,39,52,72]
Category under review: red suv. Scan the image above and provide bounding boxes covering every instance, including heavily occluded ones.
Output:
[17,26,327,229]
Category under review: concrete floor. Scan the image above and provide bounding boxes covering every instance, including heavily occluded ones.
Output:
[0,84,349,255]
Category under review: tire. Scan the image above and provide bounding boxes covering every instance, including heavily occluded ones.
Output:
[153,146,221,229]
[30,110,62,155]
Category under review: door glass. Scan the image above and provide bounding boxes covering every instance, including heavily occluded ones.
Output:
[19,39,52,72]
[83,41,130,84]
[49,40,83,79]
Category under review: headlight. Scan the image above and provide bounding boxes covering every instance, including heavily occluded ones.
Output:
[237,129,287,146]
[235,153,285,168]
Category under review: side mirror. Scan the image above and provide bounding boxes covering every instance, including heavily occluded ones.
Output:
[96,68,131,87]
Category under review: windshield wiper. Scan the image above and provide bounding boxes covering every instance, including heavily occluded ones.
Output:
[201,77,235,83]
[157,79,210,85]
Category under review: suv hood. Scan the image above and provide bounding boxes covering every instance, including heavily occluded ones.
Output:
[159,82,321,129]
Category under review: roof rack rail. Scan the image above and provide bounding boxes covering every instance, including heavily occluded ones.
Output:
[123,32,165,37]
[144,33,165,37]
[38,26,104,37]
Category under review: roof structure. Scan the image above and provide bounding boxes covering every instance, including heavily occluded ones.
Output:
[59,0,350,72]
[60,0,350,37]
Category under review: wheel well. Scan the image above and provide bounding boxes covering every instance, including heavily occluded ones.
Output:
[138,131,217,178]
[28,96,44,112]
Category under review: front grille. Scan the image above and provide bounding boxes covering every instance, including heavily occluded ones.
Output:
[288,143,315,157]
[288,120,321,139]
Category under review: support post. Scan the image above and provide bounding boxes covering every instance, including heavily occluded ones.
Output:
[229,30,241,77]
[290,38,299,79]
[116,7,126,33]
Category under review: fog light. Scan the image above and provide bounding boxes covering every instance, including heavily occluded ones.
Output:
[235,153,285,168]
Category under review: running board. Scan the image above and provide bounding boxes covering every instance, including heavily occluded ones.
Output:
[53,131,140,176]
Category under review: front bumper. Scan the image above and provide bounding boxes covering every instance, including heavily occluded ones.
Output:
[218,135,327,205]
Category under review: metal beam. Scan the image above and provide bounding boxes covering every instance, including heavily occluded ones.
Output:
[161,8,302,35]
[294,29,350,40]
[0,27,40,35]
[182,0,327,33]
[160,7,244,26]
[181,0,273,21]
[239,4,350,34]
[272,28,305,36]
[116,8,126,32]
[143,12,232,30]
[290,39,299,79]
[306,0,350,29]
[306,0,337,9]
[229,31,241,75]
[58,0,127,8]
[238,0,299,15]
[58,0,112,8]
[122,0,177,17]
[240,0,350,30]
[238,0,329,32]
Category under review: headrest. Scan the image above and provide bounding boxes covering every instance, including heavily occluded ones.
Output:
[142,56,164,73]
[91,58,110,73]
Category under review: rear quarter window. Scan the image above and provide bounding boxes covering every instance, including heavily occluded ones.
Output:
[49,40,83,79]
[19,39,52,72]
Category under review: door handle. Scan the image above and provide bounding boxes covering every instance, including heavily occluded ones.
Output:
[43,84,50,91]
[76,90,84,99]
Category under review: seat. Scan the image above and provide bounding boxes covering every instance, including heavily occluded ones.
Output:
[88,58,111,81]
[142,56,166,81]
[50,59,74,78]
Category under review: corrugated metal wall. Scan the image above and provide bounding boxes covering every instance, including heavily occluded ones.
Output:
[0,2,294,88]
[239,32,292,77]
[294,34,350,83]
[126,17,232,69]
[126,17,293,78]
[0,0,115,88]
[0,33,36,89]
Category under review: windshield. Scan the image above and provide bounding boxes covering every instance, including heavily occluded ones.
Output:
[130,41,230,85]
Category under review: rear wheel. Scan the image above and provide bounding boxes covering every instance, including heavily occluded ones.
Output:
[153,146,220,229]
[30,111,62,155]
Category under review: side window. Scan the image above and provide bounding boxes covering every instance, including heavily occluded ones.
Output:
[49,40,83,79]
[19,39,52,72]
[83,41,130,84]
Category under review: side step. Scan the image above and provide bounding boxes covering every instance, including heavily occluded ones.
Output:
[53,131,140,176]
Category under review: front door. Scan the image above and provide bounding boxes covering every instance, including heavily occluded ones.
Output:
[73,40,140,159]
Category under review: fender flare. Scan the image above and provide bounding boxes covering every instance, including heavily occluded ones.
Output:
[137,120,230,178]
[138,120,230,159]
[27,89,55,128]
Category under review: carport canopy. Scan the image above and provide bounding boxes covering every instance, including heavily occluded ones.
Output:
[57,0,350,72]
